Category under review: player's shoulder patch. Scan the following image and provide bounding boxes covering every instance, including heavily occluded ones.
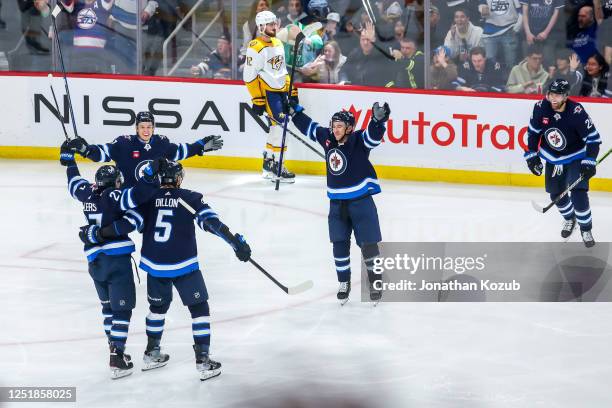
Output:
[573,103,583,115]
[536,100,543,108]
[157,134,168,141]
[249,38,266,53]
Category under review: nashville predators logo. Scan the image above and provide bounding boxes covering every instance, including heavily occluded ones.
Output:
[267,55,284,71]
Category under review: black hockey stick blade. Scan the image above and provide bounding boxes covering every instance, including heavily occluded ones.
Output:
[177,198,313,295]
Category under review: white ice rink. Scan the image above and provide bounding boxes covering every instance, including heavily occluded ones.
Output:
[3,159,612,407]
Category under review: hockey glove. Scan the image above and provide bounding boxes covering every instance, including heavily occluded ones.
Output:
[287,98,304,116]
[252,104,266,116]
[60,141,76,166]
[79,225,104,245]
[67,137,89,156]
[580,158,597,180]
[197,135,224,155]
[525,152,543,176]
[142,157,168,182]
[371,102,391,123]
[230,233,251,262]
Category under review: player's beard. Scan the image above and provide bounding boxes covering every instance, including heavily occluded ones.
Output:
[264,27,277,38]
[551,99,566,111]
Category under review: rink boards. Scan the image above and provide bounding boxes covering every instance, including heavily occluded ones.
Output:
[0,73,611,190]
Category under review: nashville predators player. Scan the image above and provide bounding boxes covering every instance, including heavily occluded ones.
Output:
[243,10,298,183]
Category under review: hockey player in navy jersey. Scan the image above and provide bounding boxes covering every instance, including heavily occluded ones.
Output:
[61,141,165,379]
[524,78,602,247]
[289,100,390,303]
[80,161,251,381]
[65,111,224,187]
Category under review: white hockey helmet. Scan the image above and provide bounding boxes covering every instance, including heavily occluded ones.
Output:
[256,10,277,33]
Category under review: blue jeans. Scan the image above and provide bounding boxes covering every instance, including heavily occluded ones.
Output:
[483,29,518,68]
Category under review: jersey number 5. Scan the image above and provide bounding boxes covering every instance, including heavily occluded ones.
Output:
[154,209,174,243]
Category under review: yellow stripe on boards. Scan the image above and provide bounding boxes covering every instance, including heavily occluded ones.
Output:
[2,146,612,191]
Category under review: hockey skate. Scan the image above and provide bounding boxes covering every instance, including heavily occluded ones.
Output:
[194,344,221,381]
[337,281,351,305]
[369,279,383,305]
[262,152,275,179]
[581,230,595,248]
[269,157,295,184]
[561,217,576,239]
[109,345,133,379]
[142,338,170,371]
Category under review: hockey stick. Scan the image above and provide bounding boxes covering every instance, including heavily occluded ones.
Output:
[265,114,325,160]
[361,0,377,24]
[275,31,305,191]
[51,4,79,139]
[177,197,314,295]
[531,147,612,213]
[48,74,69,141]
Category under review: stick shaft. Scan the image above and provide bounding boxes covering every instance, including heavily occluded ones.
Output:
[267,115,325,159]
[51,14,79,139]
[49,82,69,140]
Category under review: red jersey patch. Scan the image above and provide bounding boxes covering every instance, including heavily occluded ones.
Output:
[132,151,140,158]
[542,117,549,125]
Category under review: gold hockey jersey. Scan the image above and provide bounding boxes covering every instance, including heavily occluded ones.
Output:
[243,36,290,107]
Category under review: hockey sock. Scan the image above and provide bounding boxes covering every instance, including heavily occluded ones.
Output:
[333,241,351,282]
[571,190,592,231]
[110,310,131,351]
[362,243,381,283]
[188,301,211,353]
[146,304,169,342]
[102,306,113,340]
[552,194,574,220]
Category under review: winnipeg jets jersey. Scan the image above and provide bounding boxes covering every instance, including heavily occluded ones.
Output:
[118,188,221,278]
[86,134,201,187]
[66,164,157,262]
[526,99,601,164]
[292,111,386,200]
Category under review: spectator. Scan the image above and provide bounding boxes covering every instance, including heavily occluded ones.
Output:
[11,0,51,71]
[279,0,307,27]
[521,0,564,69]
[568,5,599,64]
[453,46,506,92]
[142,0,179,76]
[322,11,340,42]
[300,40,348,83]
[593,0,612,64]
[0,0,6,29]
[479,0,522,68]
[191,34,233,78]
[544,49,582,95]
[427,4,445,48]
[106,0,159,73]
[437,0,480,32]
[241,0,272,57]
[506,44,550,93]
[392,36,425,88]
[344,24,394,86]
[578,52,609,96]
[605,73,612,97]
[430,45,458,89]
[401,0,425,42]
[443,9,484,63]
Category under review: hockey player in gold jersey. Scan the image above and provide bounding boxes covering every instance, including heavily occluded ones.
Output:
[243,10,298,183]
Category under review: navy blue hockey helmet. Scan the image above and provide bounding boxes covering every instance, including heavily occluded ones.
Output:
[306,0,330,21]
[330,110,355,129]
[136,111,155,127]
[159,161,184,186]
[548,78,570,95]
[95,165,124,190]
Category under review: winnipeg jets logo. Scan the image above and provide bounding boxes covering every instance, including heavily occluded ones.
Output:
[134,159,153,181]
[77,8,97,29]
[545,128,567,151]
[553,113,561,121]
[267,55,284,71]
[327,148,347,176]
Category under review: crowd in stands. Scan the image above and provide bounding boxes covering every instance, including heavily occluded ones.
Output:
[0,0,610,97]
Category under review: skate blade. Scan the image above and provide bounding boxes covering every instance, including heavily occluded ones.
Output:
[200,369,221,381]
[142,360,169,371]
[339,298,349,306]
[262,170,272,179]
[110,368,133,379]
[269,177,295,184]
